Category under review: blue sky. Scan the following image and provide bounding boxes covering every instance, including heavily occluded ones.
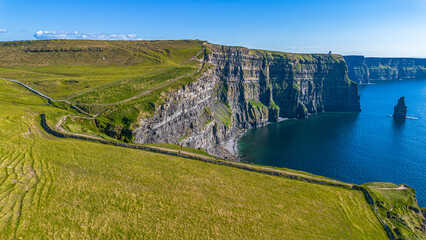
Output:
[1,0,426,57]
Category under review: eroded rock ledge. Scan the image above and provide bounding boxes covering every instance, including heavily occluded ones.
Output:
[134,44,361,159]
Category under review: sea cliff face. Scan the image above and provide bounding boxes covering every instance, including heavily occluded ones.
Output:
[134,44,361,158]
[345,56,426,84]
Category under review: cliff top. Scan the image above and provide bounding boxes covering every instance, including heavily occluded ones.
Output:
[205,42,344,62]
[0,39,351,142]
[345,55,426,60]
[0,39,345,67]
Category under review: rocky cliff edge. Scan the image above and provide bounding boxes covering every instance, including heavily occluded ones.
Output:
[134,43,361,159]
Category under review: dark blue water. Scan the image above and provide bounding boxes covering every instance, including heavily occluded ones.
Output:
[238,79,426,206]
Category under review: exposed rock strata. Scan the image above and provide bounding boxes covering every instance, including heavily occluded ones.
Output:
[344,56,426,84]
[134,44,361,158]
[393,97,407,119]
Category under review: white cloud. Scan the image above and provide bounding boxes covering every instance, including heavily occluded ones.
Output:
[33,30,139,40]
[0,29,7,33]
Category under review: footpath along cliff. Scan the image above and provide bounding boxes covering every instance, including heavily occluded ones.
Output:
[134,44,361,158]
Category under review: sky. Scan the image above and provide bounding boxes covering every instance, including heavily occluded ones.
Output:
[1,0,426,57]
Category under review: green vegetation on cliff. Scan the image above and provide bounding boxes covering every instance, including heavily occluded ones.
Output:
[213,102,232,126]
[0,79,389,239]
[363,182,426,239]
[250,48,343,63]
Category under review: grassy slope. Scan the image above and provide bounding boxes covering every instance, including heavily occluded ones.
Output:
[0,40,204,119]
[0,40,202,98]
[363,182,426,239]
[0,80,388,239]
[0,40,208,141]
[145,143,214,158]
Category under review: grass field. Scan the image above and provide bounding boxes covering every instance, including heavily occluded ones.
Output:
[0,40,203,99]
[0,79,390,239]
[363,182,426,239]
[0,40,208,141]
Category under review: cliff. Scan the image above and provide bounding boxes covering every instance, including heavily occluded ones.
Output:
[134,44,361,158]
[344,56,426,84]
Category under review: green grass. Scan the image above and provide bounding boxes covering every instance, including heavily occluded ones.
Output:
[270,101,279,110]
[0,79,389,239]
[213,102,232,126]
[293,83,300,90]
[145,143,213,158]
[0,39,203,108]
[248,99,269,120]
[248,48,343,63]
[71,65,197,104]
[0,40,203,100]
[60,116,121,142]
[363,182,426,239]
[0,40,206,139]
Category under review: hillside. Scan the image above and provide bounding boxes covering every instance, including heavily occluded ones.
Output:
[0,79,389,239]
[0,40,361,158]
[0,39,206,142]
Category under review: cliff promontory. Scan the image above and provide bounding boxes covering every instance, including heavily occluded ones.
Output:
[344,56,426,84]
[134,44,361,158]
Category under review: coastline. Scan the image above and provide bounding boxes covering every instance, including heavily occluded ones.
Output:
[224,128,247,161]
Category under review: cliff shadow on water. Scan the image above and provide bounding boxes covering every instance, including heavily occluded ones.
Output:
[237,112,360,167]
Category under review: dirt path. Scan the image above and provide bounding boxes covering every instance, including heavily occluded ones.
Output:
[114,74,189,105]
[55,115,70,131]
[230,162,352,186]
[54,115,104,140]
[147,146,216,160]
[114,49,206,105]
[374,185,408,190]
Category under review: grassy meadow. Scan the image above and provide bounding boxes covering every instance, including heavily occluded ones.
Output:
[0,78,390,239]
[0,40,209,141]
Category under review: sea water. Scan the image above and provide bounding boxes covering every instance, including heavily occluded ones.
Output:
[238,78,426,206]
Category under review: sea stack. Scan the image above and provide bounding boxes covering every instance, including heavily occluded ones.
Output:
[393,97,407,119]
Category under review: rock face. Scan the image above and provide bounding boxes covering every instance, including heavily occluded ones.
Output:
[344,56,426,84]
[134,44,361,158]
[393,97,407,119]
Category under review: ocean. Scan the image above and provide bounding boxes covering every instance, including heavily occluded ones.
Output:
[238,78,426,206]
